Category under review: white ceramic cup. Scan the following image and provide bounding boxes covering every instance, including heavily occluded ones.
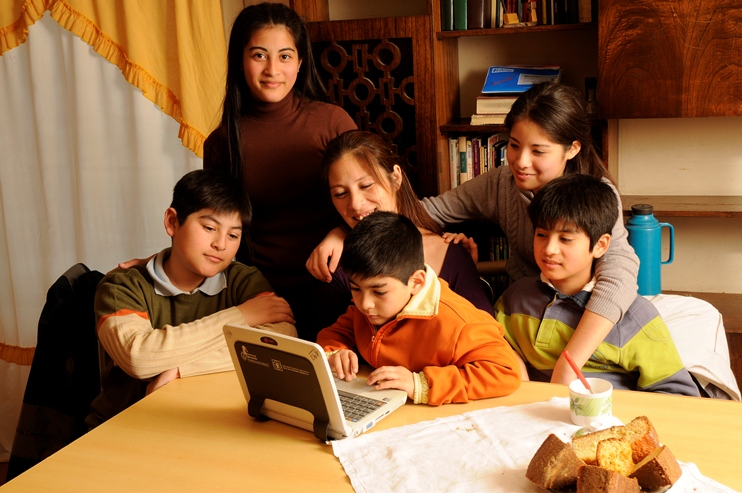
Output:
[569,378,613,426]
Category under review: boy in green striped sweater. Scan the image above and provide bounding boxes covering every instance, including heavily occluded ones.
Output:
[87,169,297,427]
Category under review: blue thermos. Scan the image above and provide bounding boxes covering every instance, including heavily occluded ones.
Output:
[626,204,674,296]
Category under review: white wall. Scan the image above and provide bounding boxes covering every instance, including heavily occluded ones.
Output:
[618,118,742,294]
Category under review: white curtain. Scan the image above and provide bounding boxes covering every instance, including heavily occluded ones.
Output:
[0,12,202,460]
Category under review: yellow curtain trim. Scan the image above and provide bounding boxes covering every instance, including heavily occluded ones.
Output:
[0,0,49,55]
[1,0,206,155]
[48,0,205,156]
[0,342,35,366]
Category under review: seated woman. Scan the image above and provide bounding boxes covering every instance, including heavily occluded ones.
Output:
[307,130,494,316]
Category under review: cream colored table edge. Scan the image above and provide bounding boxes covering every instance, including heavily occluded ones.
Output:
[3,371,741,492]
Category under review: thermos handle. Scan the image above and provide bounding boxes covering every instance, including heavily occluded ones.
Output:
[660,223,674,265]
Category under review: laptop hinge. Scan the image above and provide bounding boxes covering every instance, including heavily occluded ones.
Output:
[248,398,268,421]
[313,418,330,441]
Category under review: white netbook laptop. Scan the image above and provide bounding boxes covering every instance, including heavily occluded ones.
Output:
[223,324,408,440]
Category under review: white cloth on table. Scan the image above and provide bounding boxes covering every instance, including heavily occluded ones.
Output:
[332,397,738,493]
[646,294,740,401]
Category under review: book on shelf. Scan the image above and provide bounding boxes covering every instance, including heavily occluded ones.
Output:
[482,65,562,94]
[467,0,486,29]
[471,137,482,177]
[491,0,505,28]
[457,136,468,184]
[475,94,519,115]
[578,0,595,22]
[486,133,505,170]
[470,113,507,125]
[494,139,508,168]
[441,0,455,30]
[465,139,473,181]
[448,137,459,189]
[453,0,468,30]
[447,133,509,188]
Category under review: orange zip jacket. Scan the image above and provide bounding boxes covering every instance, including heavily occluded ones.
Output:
[317,267,521,405]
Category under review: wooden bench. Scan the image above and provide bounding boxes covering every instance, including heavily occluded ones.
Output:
[665,291,742,389]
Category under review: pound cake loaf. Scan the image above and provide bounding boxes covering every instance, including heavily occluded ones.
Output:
[572,416,660,464]
[629,445,682,491]
[577,465,641,493]
[526,434,585,490]
[596,438,634,477]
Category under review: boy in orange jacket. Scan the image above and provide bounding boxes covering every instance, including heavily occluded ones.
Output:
[317,211,521,405]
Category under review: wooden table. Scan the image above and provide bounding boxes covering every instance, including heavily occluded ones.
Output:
[3,371,741,492]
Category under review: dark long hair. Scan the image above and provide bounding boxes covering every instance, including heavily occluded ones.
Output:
[221,2,327,179]
[321,130,443,236]
[504,82,613,183]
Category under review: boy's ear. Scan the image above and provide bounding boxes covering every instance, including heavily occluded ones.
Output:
[566,140,582,160]
[592,233,611,259]
[164,207,179,238]
[408,268,426,295]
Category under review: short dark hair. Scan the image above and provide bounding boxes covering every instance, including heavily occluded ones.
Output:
[170,169,251,227]
[528,174,617,250]
[340,211,425,283]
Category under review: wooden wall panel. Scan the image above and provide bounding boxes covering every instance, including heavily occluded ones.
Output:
[599,0,742,118]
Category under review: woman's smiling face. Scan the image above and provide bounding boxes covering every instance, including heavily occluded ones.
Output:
[507,118,580,193]
[327,154,401,228]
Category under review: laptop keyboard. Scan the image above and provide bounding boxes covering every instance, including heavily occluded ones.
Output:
[338,391,387,422]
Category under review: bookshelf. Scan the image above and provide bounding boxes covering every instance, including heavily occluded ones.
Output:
[621,196,742,219]
[436,21,596,39]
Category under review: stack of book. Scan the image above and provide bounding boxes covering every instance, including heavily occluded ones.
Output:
[448,132,509,189]
[470,65,561,125]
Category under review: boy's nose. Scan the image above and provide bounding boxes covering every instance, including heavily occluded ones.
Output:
[212,235,227,251]
[544,237,559,254]
[359,294,374,311]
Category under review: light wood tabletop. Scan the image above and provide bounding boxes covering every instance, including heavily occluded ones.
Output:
[2,371,741,492]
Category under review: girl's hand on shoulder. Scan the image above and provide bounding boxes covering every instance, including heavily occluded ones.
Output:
[111,254,155,274]
[238,292,295,326]
[441,232,479,263]
[367,366,414,400]
[327,349,358,381]
[306,227,348,282]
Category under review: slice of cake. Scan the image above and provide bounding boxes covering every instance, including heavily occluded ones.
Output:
[526,434,585,490]
[596,438,634,477]
[577,465,641,493]
[572,416,660,465]
[629,445,682,491]
[622,416,662,464]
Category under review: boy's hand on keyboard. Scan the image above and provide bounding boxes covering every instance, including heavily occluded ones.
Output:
[367,366,414,399]
[328,349,358,381]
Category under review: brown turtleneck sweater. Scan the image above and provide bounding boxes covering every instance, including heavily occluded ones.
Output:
[204,93,356,289]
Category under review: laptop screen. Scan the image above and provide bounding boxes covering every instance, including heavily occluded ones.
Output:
[231,338,332,437]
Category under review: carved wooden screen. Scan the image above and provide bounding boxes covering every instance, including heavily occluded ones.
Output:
[306,17,438,198]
